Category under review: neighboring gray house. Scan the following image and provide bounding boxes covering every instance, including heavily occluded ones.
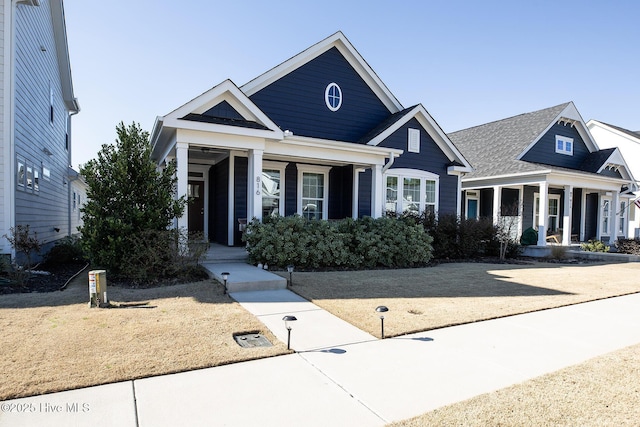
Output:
[449,102,636,247]
[1,0,80,259]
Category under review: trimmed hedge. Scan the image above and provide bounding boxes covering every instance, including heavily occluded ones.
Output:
[615,238,640,255]
[243,215,433,269]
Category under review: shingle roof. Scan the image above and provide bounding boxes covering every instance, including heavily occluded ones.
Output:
[357,106,417,144]
[180,113,270,130]
[580,148,616,173]
[448,103,570,178]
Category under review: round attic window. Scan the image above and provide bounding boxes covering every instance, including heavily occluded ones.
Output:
[325,83,342,111]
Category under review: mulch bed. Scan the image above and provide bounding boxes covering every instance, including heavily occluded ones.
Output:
[0,262,88,294]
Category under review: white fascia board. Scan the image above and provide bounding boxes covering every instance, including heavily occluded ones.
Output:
[596,147,635,181]
[266,137,399,166]
[50,0,78,113]
[241,31,403,113]
[547,170,630,191]
[164,80,282,135]
[447,165,473,175]
[175,128,267,151]
[164,116,282,141]
[367,104,472,169]
[517,102,597,160]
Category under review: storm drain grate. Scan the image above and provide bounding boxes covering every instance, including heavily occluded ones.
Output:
[233,333,272,348]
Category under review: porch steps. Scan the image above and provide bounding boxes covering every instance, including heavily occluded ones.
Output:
[202,243,249,263]
[202,262,287,293]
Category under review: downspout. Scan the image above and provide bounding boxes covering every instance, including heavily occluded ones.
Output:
[382,152,395,174]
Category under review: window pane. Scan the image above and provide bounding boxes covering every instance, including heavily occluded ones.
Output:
[402,177,420,212]
[386,176,398,212]
[302,172,324,219]
[262,169,281,217]
[548,198,558,216]
[425,180,436,204]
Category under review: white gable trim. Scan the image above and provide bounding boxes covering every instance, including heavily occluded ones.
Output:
[597,147,635,181]
[367,104,472,171]
[240,31,403,113]
[163,79,282,135]
[587,120,640,145]
[517,102,598,160]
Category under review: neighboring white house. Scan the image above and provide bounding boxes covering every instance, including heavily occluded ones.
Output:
[1,0,80,260]
[587,120,640,238]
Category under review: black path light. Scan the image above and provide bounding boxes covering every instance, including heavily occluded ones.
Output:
[375,306,389,339]
[282,315,298,350]
[221,272,230,295]
[286,265,294,287]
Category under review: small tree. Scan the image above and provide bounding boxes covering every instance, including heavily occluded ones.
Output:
[80,122,187,272]
[495,201,521,260]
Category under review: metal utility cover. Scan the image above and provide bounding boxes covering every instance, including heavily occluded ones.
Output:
[233,333,272,348]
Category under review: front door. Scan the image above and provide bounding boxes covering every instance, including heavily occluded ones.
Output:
[188,180,205,233]
[584,193,598,240]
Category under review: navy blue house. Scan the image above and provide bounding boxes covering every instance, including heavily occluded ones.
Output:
[449,102,636,247]
[151,32,471,245]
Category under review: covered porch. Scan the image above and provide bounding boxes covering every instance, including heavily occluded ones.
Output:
[462,170,635,247]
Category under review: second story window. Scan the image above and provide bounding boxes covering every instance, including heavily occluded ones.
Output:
[325,83,342,112]
[555,135,573,156]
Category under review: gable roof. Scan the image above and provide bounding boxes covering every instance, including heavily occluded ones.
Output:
[449,103,571,178]
[241,31,403,113]
[588,120,640,144]
[363,104,472,171]
[50,0,79,113]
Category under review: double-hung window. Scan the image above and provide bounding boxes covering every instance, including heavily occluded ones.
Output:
[297,165,331,220]
[534,193,561,232]
[385,169,439,215]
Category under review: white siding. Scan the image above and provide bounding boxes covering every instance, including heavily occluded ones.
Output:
[13,0,71,247]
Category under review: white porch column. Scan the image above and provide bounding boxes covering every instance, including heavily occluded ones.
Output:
[492,186,501,225]
[352,168,363,219]
[371,164,383,218]
[580,191,587,242]
[227,152,236,246]
[176,142,189,231]
[612,190,620,243]
[247,149,264,222]
[537,181,548,246]
[562,185,573,245]
[456,174,463,218]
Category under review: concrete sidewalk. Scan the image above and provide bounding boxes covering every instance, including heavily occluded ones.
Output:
[2,293,639,427]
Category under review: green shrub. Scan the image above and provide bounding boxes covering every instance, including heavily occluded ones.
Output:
[243,215,432,269]
[45,236,87,264]
[416,213,496,259]
[117,229,207,282]
[580,239,610,253]
[615,238,640,255]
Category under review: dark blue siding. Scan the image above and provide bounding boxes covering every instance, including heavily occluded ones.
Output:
[249,47,391,142]
[572,188,582,236]
[329,165,353,219]
[210,160,229,244]
[284,164,297,216]
[204,100,244,120]
[378,118,459,215]
[522,123,590,169]
[234,157,248,245]
[358,169,372,217]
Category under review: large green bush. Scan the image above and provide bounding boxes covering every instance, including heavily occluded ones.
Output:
[80,122,187,274]
[243,215,433,269]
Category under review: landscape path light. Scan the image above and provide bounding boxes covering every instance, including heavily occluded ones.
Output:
[221,272,230,295]
[375,305,389,339]
[282,315,298,350]
[286,265,294,287]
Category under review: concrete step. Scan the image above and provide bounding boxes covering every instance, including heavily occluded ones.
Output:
[202,244,249,263]
[203,262,286,292]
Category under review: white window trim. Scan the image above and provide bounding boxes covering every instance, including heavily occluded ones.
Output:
[384,168,439,215]
[534,193,561,232]
[601,196,611,236]
[619,201,626,235]
[263,160,288,217]
[555,135,574,156]
[325,82,342,112]
[465,190,480,220]
[297,164,332,219]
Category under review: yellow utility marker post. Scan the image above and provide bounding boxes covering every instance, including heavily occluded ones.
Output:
[88,270,108,308]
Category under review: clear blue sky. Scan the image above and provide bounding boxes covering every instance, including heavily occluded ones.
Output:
[64,0,640,169]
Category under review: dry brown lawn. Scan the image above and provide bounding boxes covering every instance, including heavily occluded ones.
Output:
[286,261,640,338]
[0,274,288,401]
[2,259,640,425]
[390,342,640,427]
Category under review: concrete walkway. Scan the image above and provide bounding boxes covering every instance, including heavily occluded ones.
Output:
[2,293,640,427]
